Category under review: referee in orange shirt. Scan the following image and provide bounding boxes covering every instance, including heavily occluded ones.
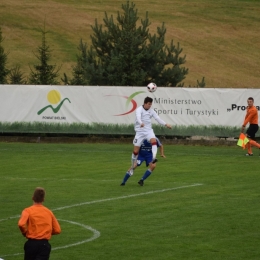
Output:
[18,187,61,260]
[241,97,260,156]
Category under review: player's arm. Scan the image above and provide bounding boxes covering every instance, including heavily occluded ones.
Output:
[242,110,255,132]
[18,210,29,236]
[156,138,166,158]
[136,107,144,127]
[51,213,61,235]
[152,110,172,128]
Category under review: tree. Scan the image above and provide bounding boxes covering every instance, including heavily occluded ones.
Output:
[9,65,27,84]
[29,26,60,85]
[62,39,89,85]
[0,27,9,84]
[187,77,206,88]
[70,1,191,87]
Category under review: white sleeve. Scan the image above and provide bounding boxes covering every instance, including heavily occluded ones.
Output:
[136,107,143,125]
[151,109,166,126]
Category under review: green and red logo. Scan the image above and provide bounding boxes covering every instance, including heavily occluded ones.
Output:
[106,91,145,116]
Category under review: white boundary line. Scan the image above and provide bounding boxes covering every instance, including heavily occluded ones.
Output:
[0,219,101,258]
[2,177,154,182]
[0,183,203,223]
[53,219,101,250]
[53,183,203,212]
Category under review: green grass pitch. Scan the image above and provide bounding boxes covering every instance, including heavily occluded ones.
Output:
[0,142,260,260]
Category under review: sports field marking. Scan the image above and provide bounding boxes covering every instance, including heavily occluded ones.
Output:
[0,183,202,258]
[53,183,203,211]
[53,219,101,250]
[1,176,164,183]
[0,219,101,258]
[0,183,203,222]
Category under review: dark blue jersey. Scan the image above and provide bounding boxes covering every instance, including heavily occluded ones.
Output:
[137,138,162,167]
[138,137,162,155]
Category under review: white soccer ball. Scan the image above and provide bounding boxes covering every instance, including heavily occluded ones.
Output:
[147,82,157,93]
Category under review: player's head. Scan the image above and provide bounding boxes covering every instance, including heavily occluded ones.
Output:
[143,97,153,109]
[144,97,153,104]
[247,97,254,107]
[32,187,45,203]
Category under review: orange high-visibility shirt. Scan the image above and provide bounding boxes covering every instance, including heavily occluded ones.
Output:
[243,106,258,126]
[18,204,61,240]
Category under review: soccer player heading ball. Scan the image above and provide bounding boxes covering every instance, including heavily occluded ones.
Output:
[130,96,172,172]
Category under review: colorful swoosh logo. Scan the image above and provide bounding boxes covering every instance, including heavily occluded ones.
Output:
[106,91,145,116]
[37,98,71,115]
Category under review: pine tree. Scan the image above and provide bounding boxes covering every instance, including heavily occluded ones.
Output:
[62,39,89,85]
[71,1,190,86]
[0,27,9,84]
[9,65,27,84]
[29,26,60,85]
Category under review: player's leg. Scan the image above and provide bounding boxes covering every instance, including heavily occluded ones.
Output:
[121,158,143,186]
[249,139,260,148]
[245,142,253,156]
[150,138,157,161]
[246,125,260,155]
[36,240,51,260]
[120,167,135,186]
[131,146,140,168]
[131,133,144,168]
[138,155,156,186]
[121,145,140,186]
[24,240,38,260]
[147,130,157,161]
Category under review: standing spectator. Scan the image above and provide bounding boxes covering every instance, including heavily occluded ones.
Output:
[241,97,260,156]
[18,187,61,260]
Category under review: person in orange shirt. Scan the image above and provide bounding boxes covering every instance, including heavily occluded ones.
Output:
[241,97,260,156]
[18,187,61,260]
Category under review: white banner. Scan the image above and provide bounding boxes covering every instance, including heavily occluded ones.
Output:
[0,85,259,127]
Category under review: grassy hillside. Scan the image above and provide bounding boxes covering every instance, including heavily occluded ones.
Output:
[1,0,260,88]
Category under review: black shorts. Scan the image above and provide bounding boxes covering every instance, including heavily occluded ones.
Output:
[24,239,51,260]
[246,124,259,139]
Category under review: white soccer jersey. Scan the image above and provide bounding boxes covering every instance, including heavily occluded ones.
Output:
[134,105,166,132]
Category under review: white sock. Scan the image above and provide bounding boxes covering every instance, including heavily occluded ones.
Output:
[152,145,157,159]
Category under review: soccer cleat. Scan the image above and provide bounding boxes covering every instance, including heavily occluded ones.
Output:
[120,183,125,186]
[245,153,253,156]
[138,179,144,186]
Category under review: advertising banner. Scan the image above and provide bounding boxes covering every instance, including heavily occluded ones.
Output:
[0,85,259,135]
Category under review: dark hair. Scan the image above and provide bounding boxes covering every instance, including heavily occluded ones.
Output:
[248,97,254,102]
[33,187,45,203]
[144,96,153,104]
